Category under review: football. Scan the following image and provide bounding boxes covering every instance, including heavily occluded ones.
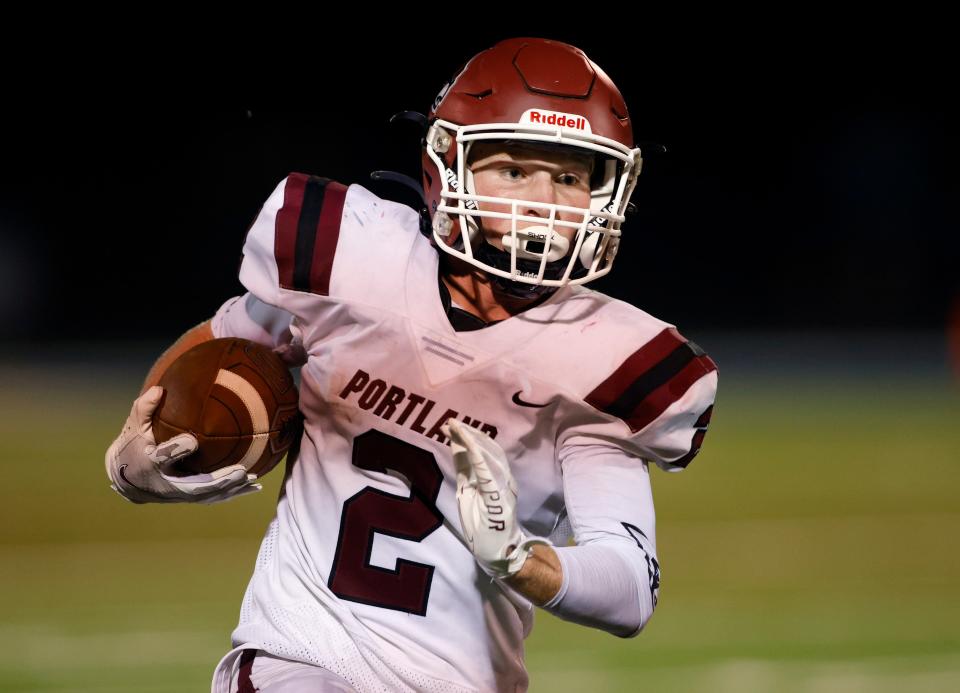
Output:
[152,337,301,477]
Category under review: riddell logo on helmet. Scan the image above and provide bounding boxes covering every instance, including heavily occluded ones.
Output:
[521,109,593,134]
[445,168,478,210]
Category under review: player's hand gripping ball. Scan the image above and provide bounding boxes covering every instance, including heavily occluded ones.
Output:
[105,386,261,504]
[153,338,302,478]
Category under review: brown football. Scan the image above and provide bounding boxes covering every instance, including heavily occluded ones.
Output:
[153,337,301,477]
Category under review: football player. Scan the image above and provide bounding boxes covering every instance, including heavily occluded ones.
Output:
[105,37,717,692]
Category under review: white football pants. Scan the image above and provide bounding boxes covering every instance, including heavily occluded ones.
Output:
[212,645,357,692]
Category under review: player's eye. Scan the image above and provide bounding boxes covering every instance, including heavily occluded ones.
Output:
[501,166,524,180]
[558,173,581,186]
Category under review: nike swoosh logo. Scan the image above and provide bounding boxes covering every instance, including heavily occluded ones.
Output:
[118,464,149,494]
[511,391,550,408]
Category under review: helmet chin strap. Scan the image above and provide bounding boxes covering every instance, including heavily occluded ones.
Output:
[473,238,577,300]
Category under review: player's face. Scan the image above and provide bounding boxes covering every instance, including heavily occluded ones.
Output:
[468,142,593,251]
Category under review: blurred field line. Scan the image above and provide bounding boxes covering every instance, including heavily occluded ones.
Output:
[0,625,218,668]
[533,649,960,673]
[0,536,255,553]
[665,509,960,528]
[530,652,960,693]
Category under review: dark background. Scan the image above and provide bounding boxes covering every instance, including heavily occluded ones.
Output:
[2,28,955,343]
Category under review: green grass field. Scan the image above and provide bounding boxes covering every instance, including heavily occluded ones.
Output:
[1,355,958,692]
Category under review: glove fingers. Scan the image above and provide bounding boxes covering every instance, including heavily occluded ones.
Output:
[471,433,509,470]
[453,427,498,490]
[455,426,511,488]
[446,420,514,512]
[133,386,165,437]
[451,425,516,505]
[442,421,469,457]
[443,421,477,484]
[201,465,251,491]
[467,450,496,490]
[150,433,199,468]
[472,443,512,493]
[209,463,256,482]
[164,464,250,495]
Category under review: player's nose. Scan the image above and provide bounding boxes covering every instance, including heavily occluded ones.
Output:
[522,172,557,214]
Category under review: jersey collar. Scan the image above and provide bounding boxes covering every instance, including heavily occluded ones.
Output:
[437,273,502,332]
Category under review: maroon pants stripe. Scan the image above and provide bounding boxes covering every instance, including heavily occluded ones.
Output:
[236,648,258,693]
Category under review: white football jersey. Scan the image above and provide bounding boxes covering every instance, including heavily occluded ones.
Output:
[211,174,718,692]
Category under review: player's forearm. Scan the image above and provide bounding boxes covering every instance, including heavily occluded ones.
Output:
[540,543,654,638]
[140,319,215,393]
[504,543,563,605]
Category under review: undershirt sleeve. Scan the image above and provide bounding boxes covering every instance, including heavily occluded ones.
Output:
[541,442,660,637]
[211,293,306,366]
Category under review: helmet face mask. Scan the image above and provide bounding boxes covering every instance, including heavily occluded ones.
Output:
[421,38,642,295]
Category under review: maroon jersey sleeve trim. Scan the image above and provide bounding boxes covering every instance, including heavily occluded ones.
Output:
[310,181,348,296]
[274,173,348,296]
[586,327,718,434]
[622,355,716,433]
[586,327,687,412]
[672,404,714,468]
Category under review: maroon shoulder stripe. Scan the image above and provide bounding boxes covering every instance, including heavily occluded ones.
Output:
[275,173,307,290]
[622,351,717,433]
[310,180,348,295]
[274,173,348,296]
[587,327,717,434]
[236,648,257,693]
[587,328,687,412]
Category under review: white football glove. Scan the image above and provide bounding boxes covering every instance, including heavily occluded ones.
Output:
[105,386,263,504]
[443,419,549,579]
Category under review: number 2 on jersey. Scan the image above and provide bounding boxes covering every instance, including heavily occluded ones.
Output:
[328,430,444,615]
